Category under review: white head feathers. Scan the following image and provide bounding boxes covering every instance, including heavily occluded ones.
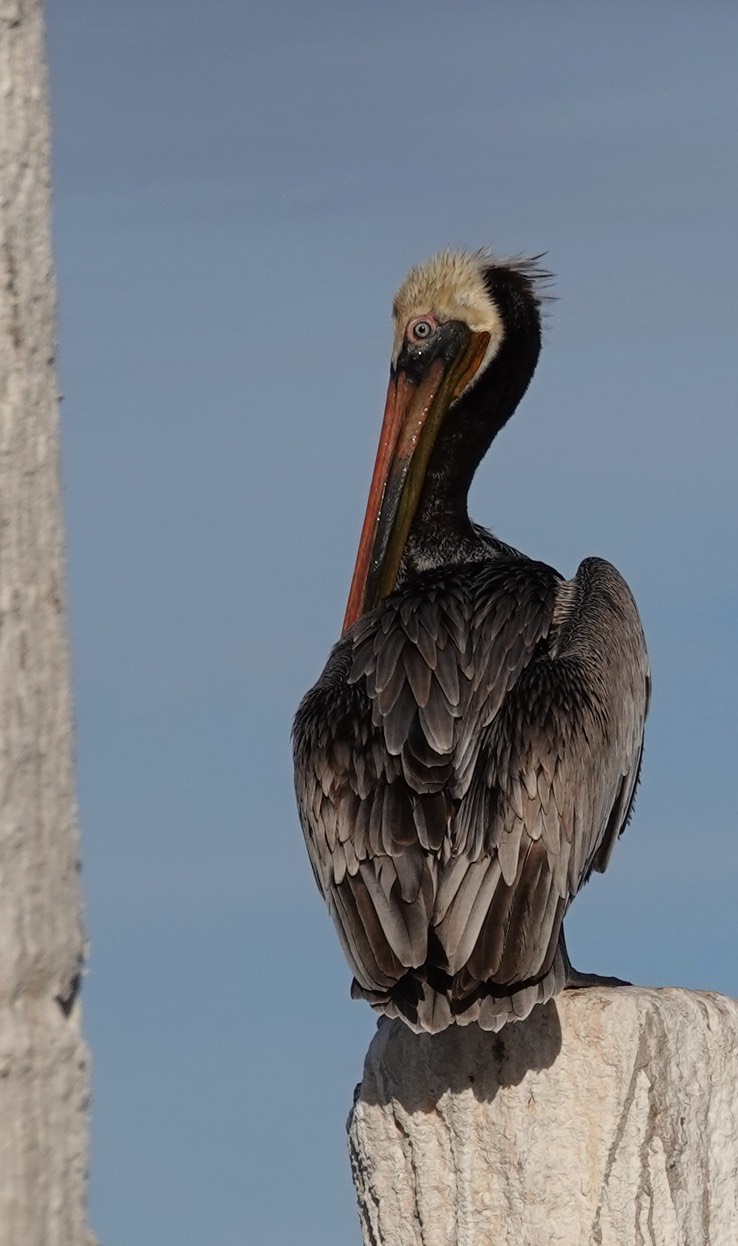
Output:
[390,249,504,369]
[390,248,549,376]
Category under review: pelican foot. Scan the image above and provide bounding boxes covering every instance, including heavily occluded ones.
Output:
[565,967,632,990]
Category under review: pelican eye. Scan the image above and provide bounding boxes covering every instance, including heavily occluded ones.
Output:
[408,316,431,341]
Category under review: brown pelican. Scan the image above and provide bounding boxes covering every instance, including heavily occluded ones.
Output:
[293,249,649,1033]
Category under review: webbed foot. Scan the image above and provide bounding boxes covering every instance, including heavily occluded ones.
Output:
[559,928,631,991]
[564,967,632,990]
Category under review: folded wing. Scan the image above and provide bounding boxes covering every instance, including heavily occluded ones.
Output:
[293,555,648,1015]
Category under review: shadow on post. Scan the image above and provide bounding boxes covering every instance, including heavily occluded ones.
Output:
[354,1000,563,1114]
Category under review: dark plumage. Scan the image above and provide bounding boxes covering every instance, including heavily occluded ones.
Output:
[293,249,649,1033]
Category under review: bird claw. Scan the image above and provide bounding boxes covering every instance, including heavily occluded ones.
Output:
[565,967,632,990]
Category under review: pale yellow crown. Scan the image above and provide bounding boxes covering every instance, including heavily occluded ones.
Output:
[391,248,506,369]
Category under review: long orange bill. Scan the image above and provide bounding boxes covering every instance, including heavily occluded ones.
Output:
[342,329,489,633]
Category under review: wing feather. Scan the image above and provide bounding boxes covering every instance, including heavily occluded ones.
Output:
[293,553,648,1020]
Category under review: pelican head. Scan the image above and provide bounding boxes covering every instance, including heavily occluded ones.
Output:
[343,249,548,632]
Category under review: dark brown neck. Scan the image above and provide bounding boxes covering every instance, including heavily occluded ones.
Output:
[412,268,542,546]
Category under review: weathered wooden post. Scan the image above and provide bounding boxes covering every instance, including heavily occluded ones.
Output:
[0,2,90,1241]
[348,987,738,1244]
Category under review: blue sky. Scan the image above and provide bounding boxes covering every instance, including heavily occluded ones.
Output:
[48,4,737,1243]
